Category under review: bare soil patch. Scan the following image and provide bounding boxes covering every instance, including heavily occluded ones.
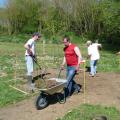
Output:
[0,70,120,120]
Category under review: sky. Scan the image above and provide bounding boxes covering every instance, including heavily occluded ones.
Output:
[0,0,6,8]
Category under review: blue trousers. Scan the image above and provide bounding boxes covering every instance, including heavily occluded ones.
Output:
[90,60,98,76]
[65,66,80,96]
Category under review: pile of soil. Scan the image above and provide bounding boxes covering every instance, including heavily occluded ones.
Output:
[46,80,60,88]
[35,79,60,89]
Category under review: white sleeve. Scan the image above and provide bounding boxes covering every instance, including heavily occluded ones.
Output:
[26,39,33,47]
[97,43,102,47]
[88,47,92,55]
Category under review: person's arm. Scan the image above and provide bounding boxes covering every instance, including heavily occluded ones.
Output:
[24,41,33,56]
[74,46,82,71]
[87,46,91,59]
[116,51,120,55]
[97,43,102,50]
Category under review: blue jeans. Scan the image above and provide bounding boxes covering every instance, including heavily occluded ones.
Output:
[65,66,80,96]
[25,56,33,76]
[90,60,98,76]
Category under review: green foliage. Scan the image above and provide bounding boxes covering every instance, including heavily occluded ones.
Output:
[61,32,84,44]
[0,0,119,45]
[57,104,120,120]
[99,0,120,44]
[0,34,30,43]
[41,7,67,37]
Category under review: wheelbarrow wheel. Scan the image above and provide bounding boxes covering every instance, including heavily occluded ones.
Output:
[36,93,48,110]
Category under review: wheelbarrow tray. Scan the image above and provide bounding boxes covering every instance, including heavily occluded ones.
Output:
[39,78,67,95]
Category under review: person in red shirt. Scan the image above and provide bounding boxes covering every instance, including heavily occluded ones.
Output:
[61,36,83,97]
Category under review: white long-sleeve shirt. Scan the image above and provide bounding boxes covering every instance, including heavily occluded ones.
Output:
[88,43,101,60]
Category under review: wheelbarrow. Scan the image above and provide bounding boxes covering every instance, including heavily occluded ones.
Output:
[36,70,67,110]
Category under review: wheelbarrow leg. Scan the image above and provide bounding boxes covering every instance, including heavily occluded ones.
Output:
[56,88,67,104]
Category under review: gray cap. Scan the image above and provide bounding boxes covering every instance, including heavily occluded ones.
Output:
[33,32,41,37]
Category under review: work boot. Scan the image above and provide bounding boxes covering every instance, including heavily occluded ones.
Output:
[30,83,35,92]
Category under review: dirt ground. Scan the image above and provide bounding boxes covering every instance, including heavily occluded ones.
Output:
[0,70,120,120]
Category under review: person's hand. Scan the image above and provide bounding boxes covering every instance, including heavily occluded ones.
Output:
[75,65,80,74]
[80,59,86,64]
[27,48,33,56]
[116,52,120,55]
[98,44,102,50]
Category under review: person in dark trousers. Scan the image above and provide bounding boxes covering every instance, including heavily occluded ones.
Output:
[61,36,83,97]
[24,32,41,92]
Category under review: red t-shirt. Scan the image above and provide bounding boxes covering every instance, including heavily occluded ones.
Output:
[64,44,78,66]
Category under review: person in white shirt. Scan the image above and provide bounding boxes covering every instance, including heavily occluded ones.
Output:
[86,40,102,77]
[24,32,41,91]
[116,51,120,55]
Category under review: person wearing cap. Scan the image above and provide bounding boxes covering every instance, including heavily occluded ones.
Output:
[61,36,83,97]
[86,40,102,77]
[116,51,120,55]
[24,32,41,92]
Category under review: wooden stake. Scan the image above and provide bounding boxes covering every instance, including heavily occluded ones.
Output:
[9,85,29,95]
[80,60,86,103]
[83,61,86,103]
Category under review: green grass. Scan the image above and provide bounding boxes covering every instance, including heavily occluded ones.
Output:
[0,37,120,107]
[98,51,120,72]
[0,34,29,43]
[57,104,120,120]
[0,35,120,120]
[0,54,27,107]
[0,81,26,107]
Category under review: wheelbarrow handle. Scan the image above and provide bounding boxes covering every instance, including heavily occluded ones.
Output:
[58,68,63,79]
[31,56,42,70]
